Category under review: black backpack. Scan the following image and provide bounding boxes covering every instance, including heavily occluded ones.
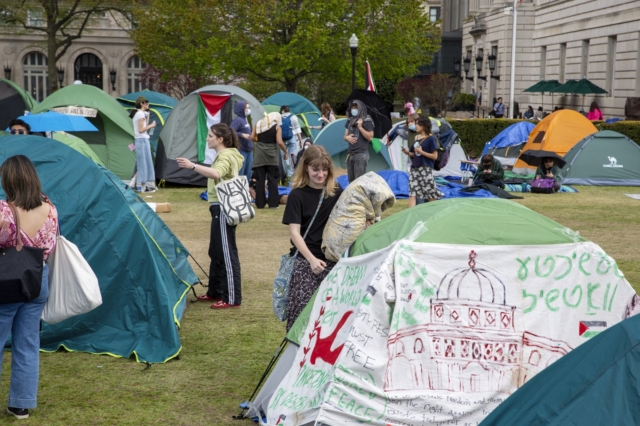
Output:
[433,135,450,171]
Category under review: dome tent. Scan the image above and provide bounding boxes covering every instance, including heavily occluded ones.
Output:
[482,121,536,166]
[156,85,265,186]
[0,135,198,363]
[513,110,597,174]
[253,199,637,425]
[117,90,178,154]
[0,78,38,129]
[561,130,640,186]
[31,84,136,180]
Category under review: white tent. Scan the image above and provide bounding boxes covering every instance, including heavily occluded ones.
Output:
[434,142,467,179]
[383,122,410,173]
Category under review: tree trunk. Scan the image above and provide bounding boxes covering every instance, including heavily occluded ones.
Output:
[284,77,297,93]
[46,20,58,94]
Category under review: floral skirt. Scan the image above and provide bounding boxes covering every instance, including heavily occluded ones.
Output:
[285,257,336,332]
[409,166,444,200]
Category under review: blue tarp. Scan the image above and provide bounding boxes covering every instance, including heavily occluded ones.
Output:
[0,135,198,363]
[438,182,495,199]
[336,170,408,199]
[482,121,536,154]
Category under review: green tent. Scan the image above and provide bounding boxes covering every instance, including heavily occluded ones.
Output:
[260,198,635,425]
[562,130,640,186]
[32,84,135,180]
[262,92,322,140]
[0,78,38,129]
[0,135,198,363]
[52,131,104,165]
[480,313,640,425]
[314,118,392,172]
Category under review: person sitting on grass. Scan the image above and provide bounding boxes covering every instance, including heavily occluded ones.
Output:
[473,154,505,188]
[535,157,563,192]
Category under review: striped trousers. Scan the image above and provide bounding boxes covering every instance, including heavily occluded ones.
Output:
[207,203,242,305]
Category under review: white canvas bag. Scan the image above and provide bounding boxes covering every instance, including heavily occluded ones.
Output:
[214,155,255,226]
[42,235,102,324]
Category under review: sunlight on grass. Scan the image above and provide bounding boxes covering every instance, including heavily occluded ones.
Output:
[1,186,637,425]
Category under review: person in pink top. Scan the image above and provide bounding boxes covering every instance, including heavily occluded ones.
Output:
[587,101,603,121]
[0,155,58,419]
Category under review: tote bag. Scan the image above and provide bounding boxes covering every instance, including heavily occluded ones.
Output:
[272,189,324,322]
[214,156,255,226]
[42,234,102,324]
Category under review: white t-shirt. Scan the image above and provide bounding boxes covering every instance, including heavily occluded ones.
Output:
[133,110,149,139]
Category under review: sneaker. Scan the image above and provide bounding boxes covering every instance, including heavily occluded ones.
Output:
[144,187,158,193]
[135,187,143,193]
[7,407,29,419]
[210,301,240,309]
[196,294,220,302]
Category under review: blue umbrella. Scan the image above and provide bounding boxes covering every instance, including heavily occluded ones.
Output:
[13,111,98,132]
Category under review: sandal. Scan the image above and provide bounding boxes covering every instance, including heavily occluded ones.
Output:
[197,294,220,302]
[210,301,240,309]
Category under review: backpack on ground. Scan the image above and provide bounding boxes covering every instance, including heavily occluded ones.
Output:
[281,115,293,140]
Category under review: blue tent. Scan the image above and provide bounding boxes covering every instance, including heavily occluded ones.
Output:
[314,118,392,172]
[262,92,322,140]
[118,90,178,153]
[0,135,198,363]
[482,121,535,164]
[480,313,640,426]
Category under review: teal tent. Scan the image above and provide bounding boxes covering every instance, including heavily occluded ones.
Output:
[262,92,322,139]
[0,135,198,363]
[32,85,135,180]
[117,90,178,154]
[314,118,392,172]
[480,313,640,425]
[561,130,640,186]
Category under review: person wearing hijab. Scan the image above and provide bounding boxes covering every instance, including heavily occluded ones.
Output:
[250,112,288,208]
[343,100,374,182]
[230,101,253,178]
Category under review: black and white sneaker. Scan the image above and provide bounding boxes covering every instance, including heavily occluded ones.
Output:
[7,407,29,419]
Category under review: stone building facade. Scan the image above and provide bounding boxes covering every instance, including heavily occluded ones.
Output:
[462,0,640,118]
[0,12,143,102]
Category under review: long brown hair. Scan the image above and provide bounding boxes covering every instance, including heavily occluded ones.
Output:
[1,155,43,211]
[210,123,239,149]
[321,102,333,117]
[291,145,338,197]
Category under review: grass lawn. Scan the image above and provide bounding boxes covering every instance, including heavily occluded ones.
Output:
[1,186,638,425]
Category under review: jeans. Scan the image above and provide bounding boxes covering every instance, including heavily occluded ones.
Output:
[0,264,49,409]
[239,150,253,179]
[281,138,299,178]
[134,137,155,186]
[347,152,369,183]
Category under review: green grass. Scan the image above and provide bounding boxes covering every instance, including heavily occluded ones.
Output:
[1,186,638,425]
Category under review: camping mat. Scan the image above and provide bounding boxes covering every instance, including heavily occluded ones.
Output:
[505,170,535,180]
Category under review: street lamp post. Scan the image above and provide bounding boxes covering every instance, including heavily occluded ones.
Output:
[488,54,500,80]
[463,54,471,79]
[109,68,117,91]
[349,34,358,92]
[57,67,65,88]
[476,54,486,81]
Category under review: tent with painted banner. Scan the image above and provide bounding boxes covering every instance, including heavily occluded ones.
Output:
[31,84,135,179]
[257,198,637,425]
[117,90,178,154]
[0,135,199,363]
[513,110,597,174]
[560,130,640,186]
[156,85,265,185]
[262,92,322,140]
[482,121,536,166]
[314,118,392,172]
[0,78,38,130]
[479,311,640,425]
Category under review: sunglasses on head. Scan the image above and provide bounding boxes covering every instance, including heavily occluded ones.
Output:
[10,129,26,135]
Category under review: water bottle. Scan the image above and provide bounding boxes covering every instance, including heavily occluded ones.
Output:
[414,142,421,156]
[148,126,154,136]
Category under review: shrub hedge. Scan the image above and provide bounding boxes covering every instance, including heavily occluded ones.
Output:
[448,119,640,158]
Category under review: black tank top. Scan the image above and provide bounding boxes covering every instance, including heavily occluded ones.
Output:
[257,125,278,144]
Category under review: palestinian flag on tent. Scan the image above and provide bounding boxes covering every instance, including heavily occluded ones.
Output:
[197,93,230,162]
[365,60,376,92]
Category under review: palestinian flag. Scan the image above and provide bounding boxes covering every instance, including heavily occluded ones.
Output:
[197,93,230,163]
[365,60,376,92]
[579,320,607,338]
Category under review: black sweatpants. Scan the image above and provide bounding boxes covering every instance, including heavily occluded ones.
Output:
[253,165,280,208]
[207,204,242,305]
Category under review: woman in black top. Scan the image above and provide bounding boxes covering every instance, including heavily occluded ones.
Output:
[251,112,287,208]
[282,145,342,331]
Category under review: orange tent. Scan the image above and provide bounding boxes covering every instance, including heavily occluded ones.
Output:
[513,110,597,174]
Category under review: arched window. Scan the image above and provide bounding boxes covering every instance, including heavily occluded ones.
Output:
[23,52,48,101]
[75,53,103,89]
[414,338,424,354]
[127,55,147,93]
